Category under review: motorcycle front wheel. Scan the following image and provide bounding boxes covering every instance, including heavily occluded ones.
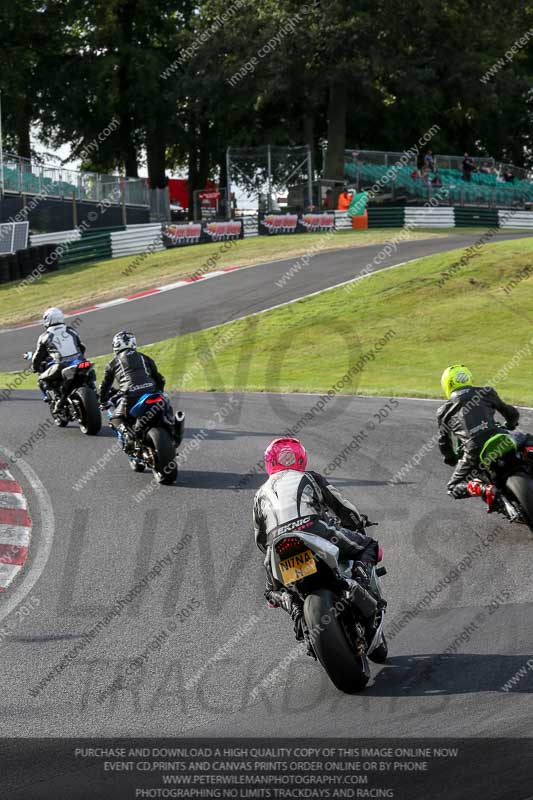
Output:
[303,589,370,693]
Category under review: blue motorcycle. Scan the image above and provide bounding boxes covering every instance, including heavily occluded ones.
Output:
[106,392,185,485]
[24,352,101,435]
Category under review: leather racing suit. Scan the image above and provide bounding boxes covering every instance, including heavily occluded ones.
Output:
[437,385,522,496]
[99,348,165,428]
[32,323,88,396]
[253,469,379,594]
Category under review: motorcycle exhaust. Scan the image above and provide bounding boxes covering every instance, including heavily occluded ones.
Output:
[501,494,521,522]
[350,582,378,619]
[174,411,185,446]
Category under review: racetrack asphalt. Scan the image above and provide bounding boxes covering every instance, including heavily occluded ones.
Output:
[1,233,532,798]
[0,390,531,749]
[0,231,529,372]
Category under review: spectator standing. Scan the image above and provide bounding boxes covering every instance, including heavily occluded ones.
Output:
[323,188,333,210]
[424,150,435,170]
[421,166,431,185]
[462,153,475,182]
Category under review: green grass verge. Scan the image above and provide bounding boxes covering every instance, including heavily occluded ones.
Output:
[0,228,455,328]
[4,237,533,405]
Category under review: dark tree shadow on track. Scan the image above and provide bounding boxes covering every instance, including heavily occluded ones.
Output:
[178,469,264,490]
[186,427,276,440]
[95,426,115,438]
[322,477,415,488]
[0,396,43,402]
[367,653,533,695]
[6,634,87,643]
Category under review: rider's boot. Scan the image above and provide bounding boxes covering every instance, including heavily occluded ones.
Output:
[265,589,304,641]
[115,423,134,452]
[467,479,499,512]
[38,379,51,403]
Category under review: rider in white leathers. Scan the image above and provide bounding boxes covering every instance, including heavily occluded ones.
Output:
[254,437,380,638]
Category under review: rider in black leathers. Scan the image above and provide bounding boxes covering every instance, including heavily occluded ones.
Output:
[438,365,521,499]
[99,331,165,439]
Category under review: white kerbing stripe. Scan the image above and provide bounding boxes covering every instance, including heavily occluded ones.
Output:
[157,281,188,292]
[0,564,22,586]
[0,491,27,509]
[0,525,31,547]
[95,298,129,309]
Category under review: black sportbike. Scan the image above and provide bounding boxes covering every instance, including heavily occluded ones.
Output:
[25,353,101,435]
[468,431,533,531]
[106,391,185,485]
[266,522,387,693]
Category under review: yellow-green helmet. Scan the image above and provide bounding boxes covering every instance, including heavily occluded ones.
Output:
[441,365,473,399]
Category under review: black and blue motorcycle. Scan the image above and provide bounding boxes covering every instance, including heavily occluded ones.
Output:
[106,391,185,485]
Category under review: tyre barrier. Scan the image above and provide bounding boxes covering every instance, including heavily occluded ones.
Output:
[0,244,60,285]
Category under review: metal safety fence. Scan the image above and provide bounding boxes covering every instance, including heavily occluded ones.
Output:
[1,152,149,207]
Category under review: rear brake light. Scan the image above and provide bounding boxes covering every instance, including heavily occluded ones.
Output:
[77,361,91,369]
[146,396,163,404]
[275,536,303,555]
[524,447,533,459]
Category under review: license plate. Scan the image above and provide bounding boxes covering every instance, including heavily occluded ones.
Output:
[279,549,317,585]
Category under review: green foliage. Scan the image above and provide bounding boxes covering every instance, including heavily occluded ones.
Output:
[0,0,532,185]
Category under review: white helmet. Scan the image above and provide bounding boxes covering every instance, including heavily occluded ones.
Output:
[112,330,137,353]
[43,307,64,327]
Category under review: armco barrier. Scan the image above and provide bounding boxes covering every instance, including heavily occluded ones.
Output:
[498,210,533,228]
[367,207,405,227]
[454,207,499,227]
[111,224,164,258]
[30,229,81,246]
[404,207,455,228]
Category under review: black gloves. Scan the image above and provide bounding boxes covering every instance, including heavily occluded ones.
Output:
[448,484,470,499]
[443,454,458,467]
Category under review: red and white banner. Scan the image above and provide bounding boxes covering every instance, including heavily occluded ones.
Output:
[164,223,203,246]
[204,221,243,241]
[299,213,336,232]
[260,214,299,234]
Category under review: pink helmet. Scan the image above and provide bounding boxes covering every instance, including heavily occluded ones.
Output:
[264,437,307,476]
